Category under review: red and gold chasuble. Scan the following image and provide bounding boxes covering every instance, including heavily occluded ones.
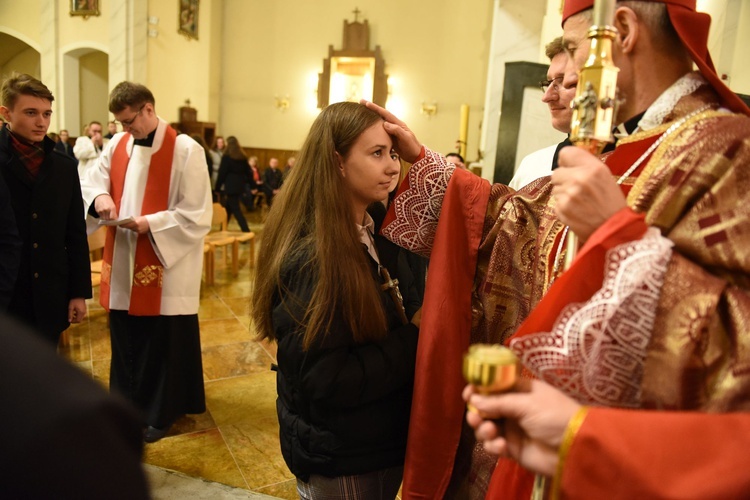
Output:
[390,90,750,500]
[485,136,658,500]
[100,127,176,315]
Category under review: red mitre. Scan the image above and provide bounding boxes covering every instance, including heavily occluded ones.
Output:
[561,0,750,115]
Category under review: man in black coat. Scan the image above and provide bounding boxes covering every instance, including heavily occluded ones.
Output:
[0,313,150,499]
[54,128,78,163]
[0,172,21,310]
[262,156,284,206]
[0,73,92,345]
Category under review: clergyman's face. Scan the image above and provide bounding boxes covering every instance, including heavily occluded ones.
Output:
[562,14,592,81]
[563,11,630,124]
[113,103,152,140]
[0,94,52,143]
[543,52,577,134]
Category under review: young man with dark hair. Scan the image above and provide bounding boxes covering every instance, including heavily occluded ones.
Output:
[0,73,91,345]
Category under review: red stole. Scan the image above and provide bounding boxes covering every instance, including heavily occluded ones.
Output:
[100,127,176,315]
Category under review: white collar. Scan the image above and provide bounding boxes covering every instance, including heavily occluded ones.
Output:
[357,212,379,264]
[637,72,708,131]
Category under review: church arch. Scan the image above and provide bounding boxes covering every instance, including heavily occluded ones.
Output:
[58,43,109,137]
[0,30,41,80]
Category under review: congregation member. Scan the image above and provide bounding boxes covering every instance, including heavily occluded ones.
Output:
[261,156,284,205]
[464,379,750,499]
[80,81,212,443]
[54,128,77,162]
[73,119,103,178]
[248,155,263,190]
[445,152,466,170]
[215,135,253,232]
[209,135,225,168]
[189,133,215,189]
[283,155,296,179]
[245,155,264,210]
[0,73,91,345]
[0,313,150,499]
[509,36,576,189]
[363,0,750,497]
[252,102,422,499]
[104,119,118,139]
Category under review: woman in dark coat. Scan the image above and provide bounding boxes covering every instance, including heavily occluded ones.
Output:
[214,135,252,232]
[252,102,422,499]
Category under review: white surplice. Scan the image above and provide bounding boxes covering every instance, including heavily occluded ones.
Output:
[80,118,212,315]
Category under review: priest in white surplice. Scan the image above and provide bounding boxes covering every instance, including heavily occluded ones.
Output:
[80,81,212,443]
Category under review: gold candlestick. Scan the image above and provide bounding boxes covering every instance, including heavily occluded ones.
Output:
[458,104,469,159]
[463,344,519,414]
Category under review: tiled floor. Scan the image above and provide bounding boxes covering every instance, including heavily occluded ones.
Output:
[60,209,299,499]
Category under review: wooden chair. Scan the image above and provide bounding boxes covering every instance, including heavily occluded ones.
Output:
[88,226,107,288]
[203,242,215,285]
[253,191,268,218]
[204,203,255,276]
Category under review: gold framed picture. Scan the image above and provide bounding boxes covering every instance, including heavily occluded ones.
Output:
[178,0,199,40]
[70,0,100,18]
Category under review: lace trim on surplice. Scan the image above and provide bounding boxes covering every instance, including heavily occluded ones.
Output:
[381,148,455,256]
[510,228,674,408]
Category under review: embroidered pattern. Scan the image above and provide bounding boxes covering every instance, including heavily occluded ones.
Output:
[511,228,674,407]
[133,264,164,287]
[381,148,455,256]
[101,261,112,286]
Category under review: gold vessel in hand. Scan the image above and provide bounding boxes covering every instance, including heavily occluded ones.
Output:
[463,344,519,394]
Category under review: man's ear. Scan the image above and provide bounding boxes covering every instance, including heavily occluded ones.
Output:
[613,6,639,54]
[0,106,10,123]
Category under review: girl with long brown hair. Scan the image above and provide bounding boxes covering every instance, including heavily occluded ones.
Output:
[252,102,422,499]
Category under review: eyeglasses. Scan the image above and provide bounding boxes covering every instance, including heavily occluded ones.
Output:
[114,104,146,128]
[539,77,564,93]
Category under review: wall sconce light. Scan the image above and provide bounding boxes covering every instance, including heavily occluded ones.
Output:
[147,15,159,38]
[420,101,438,118]
[275,95,290,112]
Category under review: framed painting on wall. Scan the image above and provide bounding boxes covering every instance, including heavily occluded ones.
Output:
[71,0,100,17]
[178,0,199,40]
